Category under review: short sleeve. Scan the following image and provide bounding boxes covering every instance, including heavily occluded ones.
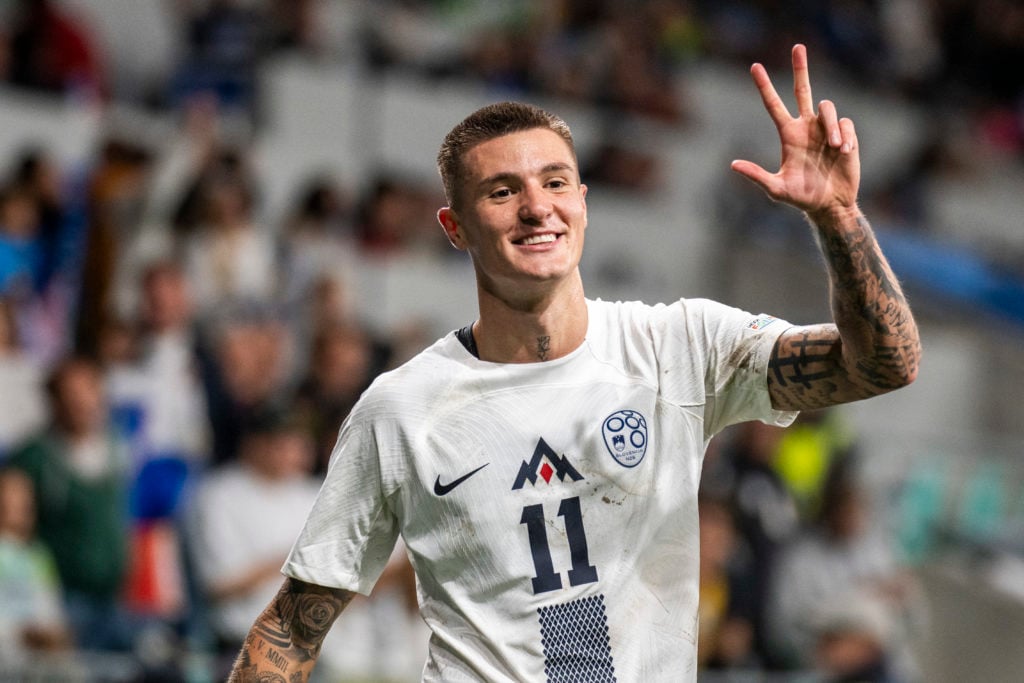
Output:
[282,413,400,595]
[668,299,798,438]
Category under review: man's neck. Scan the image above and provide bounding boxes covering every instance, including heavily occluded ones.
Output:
[472,276,587,363]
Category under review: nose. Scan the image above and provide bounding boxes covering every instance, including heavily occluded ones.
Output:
[517,182,552,225]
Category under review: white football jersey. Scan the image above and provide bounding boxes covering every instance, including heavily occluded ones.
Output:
[284,298,797,681]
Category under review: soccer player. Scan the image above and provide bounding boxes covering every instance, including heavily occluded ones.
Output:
[228,44,921,682]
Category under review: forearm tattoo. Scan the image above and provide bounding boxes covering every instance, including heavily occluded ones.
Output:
[229,579,354,683]
[768,211,921,410]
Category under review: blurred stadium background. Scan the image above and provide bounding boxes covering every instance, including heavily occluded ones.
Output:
[0,1,1021,681]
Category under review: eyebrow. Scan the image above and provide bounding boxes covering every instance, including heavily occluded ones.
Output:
[476,162,576,190]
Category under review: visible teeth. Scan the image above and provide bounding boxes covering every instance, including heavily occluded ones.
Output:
[521,234,557,245]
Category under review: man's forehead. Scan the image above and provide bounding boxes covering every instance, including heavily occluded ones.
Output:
[463,128,576,177]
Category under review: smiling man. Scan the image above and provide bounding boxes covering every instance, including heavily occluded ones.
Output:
[229,45,920,682]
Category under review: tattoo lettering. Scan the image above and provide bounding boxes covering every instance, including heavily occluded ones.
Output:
[536,335,551,361]
[267,648,288,672]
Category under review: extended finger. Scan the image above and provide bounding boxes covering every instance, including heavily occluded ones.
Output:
[730,159,783,198]
[792,44,814,118]
[838,117,857,154]
[818,100,841,148]
[750,63,791,128]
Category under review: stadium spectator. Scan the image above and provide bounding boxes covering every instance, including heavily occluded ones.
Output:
[773,409,859,521]
[0,298,46,459]
[0,184,44,300]
[127,260,210,466]
[200,316,293,465]
[0,466,71,661]
[187,410,320,677]
[702,419,800,668]
[355,174,445,256]
[292,322,382,475]
[812,591,906,683]
[182,172,277,318]
[767,462,922,677]
[277,176,357,316]
[170,0,269,120]
[6,356,134,651]
[3,0,106,101]
[9,149,66,289]
[696,496,757,670]
[76,138,154,360]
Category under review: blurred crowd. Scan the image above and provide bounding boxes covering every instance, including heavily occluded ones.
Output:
[0,93,444,676]
[699,414,928,682]
[0,0,1014,681]
[1,0,1022,151]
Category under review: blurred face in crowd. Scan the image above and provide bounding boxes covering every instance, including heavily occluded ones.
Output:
[816,629,885,677]
[142,265,193,333]
[313,325,372,397]
[309,275,349,327]
[0,188,40,238]
[218,322,288,404]
[0,469,36,542]
[97,319,137,366]
[825,485,868,541]
[51,360,107,438]
[204,179,251,229]
[438,128,588,303]
[0,300,16,352]
[698,499,737,575]
[243,429,313,481]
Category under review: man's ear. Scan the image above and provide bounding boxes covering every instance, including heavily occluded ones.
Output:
[580,183,588,230]
[438,207,465,250]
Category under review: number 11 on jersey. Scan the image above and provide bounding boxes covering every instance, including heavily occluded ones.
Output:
[520,496,599,594]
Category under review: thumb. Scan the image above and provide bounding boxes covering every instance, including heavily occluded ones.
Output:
[730,159,778,197]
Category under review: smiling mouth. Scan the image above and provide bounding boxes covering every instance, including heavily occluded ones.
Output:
[515,233,558,246]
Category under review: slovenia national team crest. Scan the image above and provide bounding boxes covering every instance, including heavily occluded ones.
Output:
[602,409,648,468]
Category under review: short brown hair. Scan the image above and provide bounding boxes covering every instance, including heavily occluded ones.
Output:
[436,102,576,209]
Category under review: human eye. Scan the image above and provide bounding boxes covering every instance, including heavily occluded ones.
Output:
[489,187,514,200]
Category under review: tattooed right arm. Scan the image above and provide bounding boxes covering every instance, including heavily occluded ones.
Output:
[228,578,355,683]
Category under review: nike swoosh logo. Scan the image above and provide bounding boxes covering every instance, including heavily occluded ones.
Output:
[433,463,489,496]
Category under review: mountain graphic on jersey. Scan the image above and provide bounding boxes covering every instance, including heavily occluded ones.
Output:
[511,438,584,490]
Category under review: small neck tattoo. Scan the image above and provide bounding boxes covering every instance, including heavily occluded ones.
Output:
[536,335,551,361]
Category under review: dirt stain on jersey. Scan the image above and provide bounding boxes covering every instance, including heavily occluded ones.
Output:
[726,336,761,371]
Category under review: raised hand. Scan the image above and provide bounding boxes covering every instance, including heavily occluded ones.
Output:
[730,44,860,217]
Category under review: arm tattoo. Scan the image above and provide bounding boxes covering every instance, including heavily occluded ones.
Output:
[769,210,921,411]
[536,335,551,361]
[229,579,354,683]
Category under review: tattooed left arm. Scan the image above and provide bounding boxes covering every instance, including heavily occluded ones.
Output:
[767,206,920,411]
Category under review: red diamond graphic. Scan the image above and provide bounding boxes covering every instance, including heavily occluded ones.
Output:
[540,463,554,483]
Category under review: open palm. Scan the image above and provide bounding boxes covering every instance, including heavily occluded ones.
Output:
[731,44,860,215]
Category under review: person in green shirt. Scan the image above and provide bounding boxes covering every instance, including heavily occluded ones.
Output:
[7,355,132,651]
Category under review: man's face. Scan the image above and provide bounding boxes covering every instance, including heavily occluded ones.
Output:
[438,128,588,300]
